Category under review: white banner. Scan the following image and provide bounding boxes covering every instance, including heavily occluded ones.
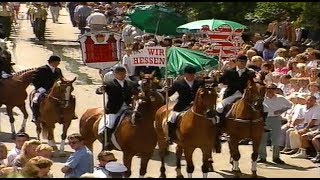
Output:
[130,46,167,67]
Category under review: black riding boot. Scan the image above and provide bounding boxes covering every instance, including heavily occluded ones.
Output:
[31,103,40,123]
[167,122,176,143]
[104,127,113,150]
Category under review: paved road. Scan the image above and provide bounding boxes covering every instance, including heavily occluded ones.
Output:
[0,4,319,178]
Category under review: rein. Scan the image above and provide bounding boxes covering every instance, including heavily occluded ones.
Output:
[190,107,217,122]
[228,117,262,123]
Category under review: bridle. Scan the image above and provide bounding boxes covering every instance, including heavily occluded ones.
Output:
[46,81,73,108]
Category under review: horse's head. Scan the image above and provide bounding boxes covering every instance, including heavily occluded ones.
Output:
[194,79,218,117]
[51,77,76,108]
[242,79,266,112]
[138,71,161,93]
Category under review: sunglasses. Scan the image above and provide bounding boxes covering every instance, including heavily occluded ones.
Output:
[266,87,277,90]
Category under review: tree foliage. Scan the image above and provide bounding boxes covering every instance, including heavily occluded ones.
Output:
[164,2,320,30]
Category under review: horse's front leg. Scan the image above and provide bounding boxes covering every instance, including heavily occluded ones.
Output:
[60,120,72,154]
[176,145,184,178]
[47,125,58,150]
[6,105,16,138]
[123,152,134,178]
[139,152,153,178]
[228,137,241,177]
[201,146,214,178]
[17,104,28,133]
[251,136,262,178]
[184,147,196,178]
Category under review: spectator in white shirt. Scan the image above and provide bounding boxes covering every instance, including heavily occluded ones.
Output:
[280,94,307,154]
[122,46,135,81]
[6,132,30,167]
[258,83,292,164]
[278,74,292,97]
[290,95,320,158]
[306,49,320,69]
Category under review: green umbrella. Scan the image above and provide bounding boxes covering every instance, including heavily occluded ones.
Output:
[127,5,188,36]
[177,19,247,33]
[163,46,219,78]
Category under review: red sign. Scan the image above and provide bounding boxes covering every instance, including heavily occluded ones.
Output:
[79,31,121,70]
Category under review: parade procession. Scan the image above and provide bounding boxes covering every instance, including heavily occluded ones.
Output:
[0,2,320,178]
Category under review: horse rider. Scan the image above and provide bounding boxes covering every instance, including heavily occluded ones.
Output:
[101,66,139,150]
[166,66,205,142]
[31,55,77,123]
[213,55,269,131]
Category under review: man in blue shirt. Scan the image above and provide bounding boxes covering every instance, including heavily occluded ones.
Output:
[61,133,94,178]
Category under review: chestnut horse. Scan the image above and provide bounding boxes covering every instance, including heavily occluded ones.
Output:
[155,82,218,178]
[223,80,266,178]
[79,74,165,177]
[0,68,37,137]
[29,78,77,154]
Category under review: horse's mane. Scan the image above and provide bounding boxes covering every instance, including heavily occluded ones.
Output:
[12,68,37,79]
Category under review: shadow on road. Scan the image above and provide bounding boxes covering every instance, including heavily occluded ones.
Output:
[218,169,267,178]
[258,161,318,171]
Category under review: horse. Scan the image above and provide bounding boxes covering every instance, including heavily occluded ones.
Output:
[29,78,77,154]
[223,79,266,178]
[79,74,165,177]
[0,68,37,137]
[154,80,218,178]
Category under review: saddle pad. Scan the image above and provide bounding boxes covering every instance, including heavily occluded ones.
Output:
[98,112,127,151]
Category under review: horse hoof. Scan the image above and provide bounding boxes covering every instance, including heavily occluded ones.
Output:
[176,175,184,178]
[232,170,241,178]
[208,165,214,172]
[251,171,257,178]
[159,174,166,178]
[19,128,25,133]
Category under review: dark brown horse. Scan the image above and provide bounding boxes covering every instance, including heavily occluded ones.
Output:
[223,80,266,178]
[0,68,37,137]
[29,78,76,154]
[155,82,218,178]
[79,74,165,177]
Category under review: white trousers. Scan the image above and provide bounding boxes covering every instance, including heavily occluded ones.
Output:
[216,90,243,113]
[50,6,60,21]
[32,87,46,103]
[106,103,128,129]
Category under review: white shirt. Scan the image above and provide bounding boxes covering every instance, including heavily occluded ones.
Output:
[122,54,135,76]
[278,83,291,96]
[306,60,319,69]
[184,78,194,88]
[297,104,320,126]
[86,12,108,25]
[236,67,246,76]
[48,64,55,73]
[263,94,293,116]
[116,79,124,87]
[6,147,20,167]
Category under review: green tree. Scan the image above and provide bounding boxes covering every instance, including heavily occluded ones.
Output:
[164,2,256,24]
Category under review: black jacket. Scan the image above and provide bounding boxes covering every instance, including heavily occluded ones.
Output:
[218,67,256,99]
[32,65,63,91]
[168,78,204,112]
[104,79,139,114]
